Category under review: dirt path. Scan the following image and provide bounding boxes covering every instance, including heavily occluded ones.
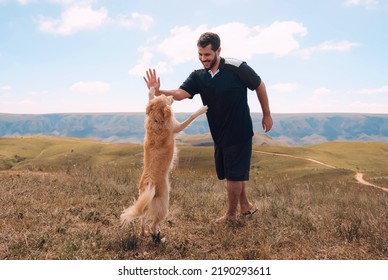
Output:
[254,150,336,169]
[355,172,388,193]
[254,150,388,193]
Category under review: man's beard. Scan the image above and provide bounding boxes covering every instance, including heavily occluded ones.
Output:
[203,55,218,71]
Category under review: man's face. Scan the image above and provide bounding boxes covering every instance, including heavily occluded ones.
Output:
[198,44,220,71]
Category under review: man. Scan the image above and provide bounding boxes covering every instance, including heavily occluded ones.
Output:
[143,32,273,223]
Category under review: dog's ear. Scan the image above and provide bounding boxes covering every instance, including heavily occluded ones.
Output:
[163,105,172,119]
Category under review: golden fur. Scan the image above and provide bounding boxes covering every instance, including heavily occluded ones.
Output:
[120,87,207,241]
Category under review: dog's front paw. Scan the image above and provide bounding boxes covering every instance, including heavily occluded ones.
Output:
[193,105,208,117]
[148,87,155,100]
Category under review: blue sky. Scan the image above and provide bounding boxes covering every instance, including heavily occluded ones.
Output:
[1,0,387,114]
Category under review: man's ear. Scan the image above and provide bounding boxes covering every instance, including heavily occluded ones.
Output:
[216,47,221,56]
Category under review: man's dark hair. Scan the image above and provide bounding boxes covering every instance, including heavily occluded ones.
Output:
[197,32,220,51]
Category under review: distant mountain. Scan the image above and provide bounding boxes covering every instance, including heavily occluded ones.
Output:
[0,113,387,145]
[264,113,388,145]
[0,113,209,144]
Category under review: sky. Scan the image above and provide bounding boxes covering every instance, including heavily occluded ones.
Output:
[0,0,388,114]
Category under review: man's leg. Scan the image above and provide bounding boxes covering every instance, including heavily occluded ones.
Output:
[214,138,254,223]
[216,180,243,222]
[216,180,255,222]
[239,182,253,214]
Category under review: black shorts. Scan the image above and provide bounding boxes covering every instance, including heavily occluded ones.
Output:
[214,137,252,181]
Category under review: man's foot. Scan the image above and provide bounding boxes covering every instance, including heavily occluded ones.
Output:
[240,202,254,215]
[241,206,258,218]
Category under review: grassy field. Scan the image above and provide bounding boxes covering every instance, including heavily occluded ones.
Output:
[0,136,387,260]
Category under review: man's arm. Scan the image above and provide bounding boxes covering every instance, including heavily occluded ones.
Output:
[256,81,273,132]
[159,89,191,101]
[144,68,191,100]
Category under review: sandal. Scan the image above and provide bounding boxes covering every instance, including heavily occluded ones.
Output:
[242,207,258,218]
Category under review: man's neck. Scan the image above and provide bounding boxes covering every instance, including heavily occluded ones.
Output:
[209,57,221,74]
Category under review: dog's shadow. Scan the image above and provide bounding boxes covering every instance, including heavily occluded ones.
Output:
[118,232,142,251]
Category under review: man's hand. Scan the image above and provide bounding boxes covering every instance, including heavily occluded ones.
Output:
[192,105,208,118]
[143,69,161,96]
[262,115,273,133]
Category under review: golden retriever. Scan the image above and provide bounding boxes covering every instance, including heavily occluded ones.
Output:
[120,87,207,242]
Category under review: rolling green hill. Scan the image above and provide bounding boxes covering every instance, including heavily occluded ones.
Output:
[255,141,388,173]
[0,136,143,171]
[1,136,387,181]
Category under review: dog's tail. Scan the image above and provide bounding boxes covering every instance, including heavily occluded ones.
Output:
[120,183,155,226]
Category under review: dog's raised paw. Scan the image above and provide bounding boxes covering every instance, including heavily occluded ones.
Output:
[148,87,155,100]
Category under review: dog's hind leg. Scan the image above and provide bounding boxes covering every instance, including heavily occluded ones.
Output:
[140,216,146,236]
[150,210,167,240]
[150,195,169,243]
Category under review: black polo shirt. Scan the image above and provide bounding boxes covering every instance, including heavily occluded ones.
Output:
[180,57,261,147]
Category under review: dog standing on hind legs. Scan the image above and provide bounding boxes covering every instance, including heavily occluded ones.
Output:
[120,87,208,243]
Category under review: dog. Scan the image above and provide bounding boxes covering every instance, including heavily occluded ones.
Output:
[120,87,208,242]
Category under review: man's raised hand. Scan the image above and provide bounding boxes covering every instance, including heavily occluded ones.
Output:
[143,69,161,96]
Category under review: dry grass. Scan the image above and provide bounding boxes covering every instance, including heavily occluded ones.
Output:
[0,137,387,260]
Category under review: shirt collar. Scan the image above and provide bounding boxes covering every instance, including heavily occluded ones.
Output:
[208,68,219,78]
[207,57,224,78]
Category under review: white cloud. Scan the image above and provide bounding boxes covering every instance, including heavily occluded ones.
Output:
[128,51,154,76]
[313,87,333,96]
[155,21,308,64]
[38,3,108,35]
[129,21,308,75]
[128,50,173,76]
[70,81,110,95]
[36,1,153,35]
[298,40,360,58]
[129,21,359,76]
[269,83,299,92]
[318,40,360,51]
[156,25,207,65]
[17,0,34,5]
[241,21,308,57]
[354,85,388,94]
[115,12,153,31]
[48,0,84,5]
[27,90,49,96]
[344,0,380,9]
[204,21,308,58]
[0,85,12,91]
[309,87,334,103]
